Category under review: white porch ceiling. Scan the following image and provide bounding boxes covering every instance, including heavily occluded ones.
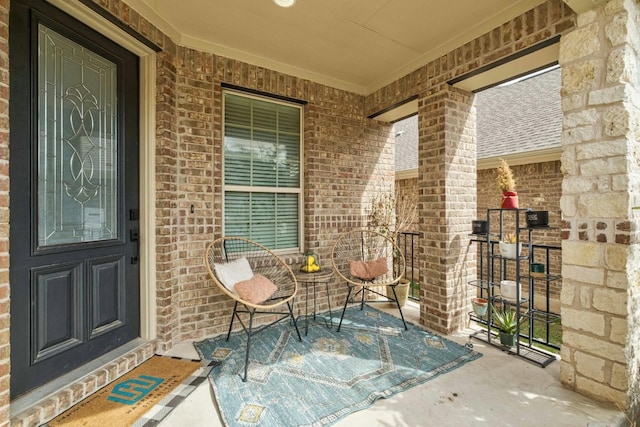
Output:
[124,0,553,95]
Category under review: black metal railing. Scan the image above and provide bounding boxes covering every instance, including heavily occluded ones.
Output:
[397,231,419,300]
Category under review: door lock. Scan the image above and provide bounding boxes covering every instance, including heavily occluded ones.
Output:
[130,229,139,264]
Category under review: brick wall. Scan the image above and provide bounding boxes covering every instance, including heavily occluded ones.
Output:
[155,43,181,351]
[166,51,395,341]
[416,86,478,333]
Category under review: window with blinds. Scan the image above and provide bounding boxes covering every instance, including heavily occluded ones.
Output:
[223,92,302,251]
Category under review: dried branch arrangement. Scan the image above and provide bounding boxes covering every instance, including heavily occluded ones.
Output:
[496,158,516,192]
[369,187,417,239]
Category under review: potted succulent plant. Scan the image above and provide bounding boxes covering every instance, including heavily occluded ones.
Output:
[496,158,518,209]
[491,304,520,347]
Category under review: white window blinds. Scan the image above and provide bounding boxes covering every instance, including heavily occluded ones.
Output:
[223,92,302,250]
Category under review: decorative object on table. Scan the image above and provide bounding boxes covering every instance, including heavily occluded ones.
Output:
[496,158,518,209]
[491,304,521,347]
[530,262,546,278]
[300,250,320,272]
[498,233,522,259]
[194,305,481,427]
[499,280,521,301]
[472,220,488,234]
[526,210,549,227]
[48,356,208,427]
[331,228,408,331]
[204,236,301,382]
[471,297,488,317]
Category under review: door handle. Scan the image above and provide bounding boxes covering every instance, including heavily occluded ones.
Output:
[130,229,139,264]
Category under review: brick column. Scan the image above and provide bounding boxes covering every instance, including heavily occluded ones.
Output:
[558,0,639,412]
[418,84,477,334]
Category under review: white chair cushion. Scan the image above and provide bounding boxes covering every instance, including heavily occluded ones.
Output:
[214,257,254,293]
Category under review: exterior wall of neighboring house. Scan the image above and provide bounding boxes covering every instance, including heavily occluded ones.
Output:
[2,0,638,424]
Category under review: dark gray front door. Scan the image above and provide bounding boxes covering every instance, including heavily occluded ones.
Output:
[9,0,140,399]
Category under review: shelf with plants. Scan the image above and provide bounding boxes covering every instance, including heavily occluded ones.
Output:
[468,206,559,367]
[467,160,561,362]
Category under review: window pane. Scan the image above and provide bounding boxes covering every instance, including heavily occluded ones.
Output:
[252,129,278,186]
[225,94,251,127]
[277,133,300,187]
[223,92,301,250]
[224,191,299,250]
[253,100,277,130]
[224,126,252,186]
[278,104,300,133]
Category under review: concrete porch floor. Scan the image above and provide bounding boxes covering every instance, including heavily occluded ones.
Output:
[158,303,627,427]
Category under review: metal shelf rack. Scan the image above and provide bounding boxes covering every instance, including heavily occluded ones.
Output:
[467,208,560,368]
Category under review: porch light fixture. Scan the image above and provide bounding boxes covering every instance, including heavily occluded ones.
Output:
[274,0,295,7]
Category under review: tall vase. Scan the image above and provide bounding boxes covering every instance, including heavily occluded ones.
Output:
[501,191,519,209]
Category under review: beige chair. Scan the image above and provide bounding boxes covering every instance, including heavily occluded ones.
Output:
[204,237,301,381]
[331,228,407,331]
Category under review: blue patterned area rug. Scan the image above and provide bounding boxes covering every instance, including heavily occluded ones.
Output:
[194,306,481,427]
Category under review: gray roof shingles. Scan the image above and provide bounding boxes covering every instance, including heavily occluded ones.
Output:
[394,67,562,171]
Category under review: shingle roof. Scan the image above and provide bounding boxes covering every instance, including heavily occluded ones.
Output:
[394,67,562,171]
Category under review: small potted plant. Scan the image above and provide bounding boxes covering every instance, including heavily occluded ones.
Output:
[471,297,488,317]
[498,233,522,259]
[491,304,520,347]
[496,158,518,209]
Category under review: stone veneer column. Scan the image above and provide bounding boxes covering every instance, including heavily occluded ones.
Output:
[418,84,477,334]
[558,0,639,413]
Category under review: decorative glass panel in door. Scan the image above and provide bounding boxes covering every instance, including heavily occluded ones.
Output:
[38,25,118,247]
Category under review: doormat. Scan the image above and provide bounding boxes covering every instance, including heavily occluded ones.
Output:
[47,355,212,427]
[194,305,481,427]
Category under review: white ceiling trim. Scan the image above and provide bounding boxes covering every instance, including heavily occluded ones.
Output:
[396,169,418,180]
[478,147,562,170]
[179,34,367,95]
[395,147,562,180]
[562,0,608,14]
[452,43,559,92]
[371,99,418,123]
[124,0,181,42]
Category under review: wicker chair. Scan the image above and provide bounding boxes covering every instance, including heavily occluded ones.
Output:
[204,237,301,381]
[331,228,408,331]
